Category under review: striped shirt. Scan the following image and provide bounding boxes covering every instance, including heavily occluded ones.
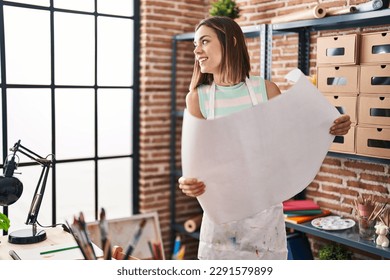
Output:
[197,76,268,119]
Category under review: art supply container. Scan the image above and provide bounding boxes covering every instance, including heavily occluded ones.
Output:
[358,217,375,240]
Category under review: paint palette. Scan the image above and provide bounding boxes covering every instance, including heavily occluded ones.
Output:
[311,216,355,231]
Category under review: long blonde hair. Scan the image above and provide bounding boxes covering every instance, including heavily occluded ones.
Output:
[189,16,250,90]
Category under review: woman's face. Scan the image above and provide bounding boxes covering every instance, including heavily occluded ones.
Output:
[193,25,223,76]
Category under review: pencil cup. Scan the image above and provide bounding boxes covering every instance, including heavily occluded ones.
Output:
[358,217,375,240]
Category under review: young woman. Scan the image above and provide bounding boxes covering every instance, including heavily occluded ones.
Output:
[178,16,351,260]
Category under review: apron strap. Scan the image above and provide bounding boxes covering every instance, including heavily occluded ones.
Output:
[245,77,258,106]
[209,82,216,120]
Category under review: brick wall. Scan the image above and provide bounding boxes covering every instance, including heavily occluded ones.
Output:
[139,0,390,260]
[139,0,208,259]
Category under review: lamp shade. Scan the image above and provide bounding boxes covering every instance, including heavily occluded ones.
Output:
[0,176,23,206]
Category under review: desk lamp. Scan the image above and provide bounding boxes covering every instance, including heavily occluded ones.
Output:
[0,140,53,244]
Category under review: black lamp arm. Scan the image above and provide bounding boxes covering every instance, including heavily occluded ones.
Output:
[25,164,50,226]
[11,141,52,167]
[8,140,53,226]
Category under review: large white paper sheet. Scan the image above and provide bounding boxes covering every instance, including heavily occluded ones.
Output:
[181,74,340,224]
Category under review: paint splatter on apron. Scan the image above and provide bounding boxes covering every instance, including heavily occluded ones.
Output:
[197,78,288,260]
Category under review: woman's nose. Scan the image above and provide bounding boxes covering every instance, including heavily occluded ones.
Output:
[193,45,202,54]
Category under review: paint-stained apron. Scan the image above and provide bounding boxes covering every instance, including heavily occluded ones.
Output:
[197,79,288,260]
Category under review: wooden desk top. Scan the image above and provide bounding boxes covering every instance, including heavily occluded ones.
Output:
[0,227,83,260]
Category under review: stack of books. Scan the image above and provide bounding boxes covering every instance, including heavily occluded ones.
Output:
[283,199,331,224]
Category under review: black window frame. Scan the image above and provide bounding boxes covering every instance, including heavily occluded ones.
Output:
[0,0,140,232]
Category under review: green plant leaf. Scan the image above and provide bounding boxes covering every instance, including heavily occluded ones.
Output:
[0,212,10,231]
[209,0,240,19]
[318,243,352,260]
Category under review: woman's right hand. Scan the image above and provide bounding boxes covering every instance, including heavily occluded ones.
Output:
[178,177,206,197]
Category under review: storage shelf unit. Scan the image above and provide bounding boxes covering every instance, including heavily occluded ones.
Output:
[170,9,390,250]
[271,9,390,258]
[270,8,390,76]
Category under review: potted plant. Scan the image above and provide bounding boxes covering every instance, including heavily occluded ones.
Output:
[318,243,352,260]
[209,0,241,19]
[0,212,10,232]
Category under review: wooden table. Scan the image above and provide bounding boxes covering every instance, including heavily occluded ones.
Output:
[0,226,102,260]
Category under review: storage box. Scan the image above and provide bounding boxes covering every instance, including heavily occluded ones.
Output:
[358,94,390,126]
[329,125,356,154]
[317,66,359,93]
[360,31,390,65]
[356,125,390,159]
[317,34,359,65]
[360,64,390,94]
[360,64,390,93]
[324,93,357,123]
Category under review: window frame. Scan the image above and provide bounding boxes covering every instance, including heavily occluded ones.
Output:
[0,0,140,230]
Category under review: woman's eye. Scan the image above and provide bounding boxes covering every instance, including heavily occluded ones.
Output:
[193,39,209,49]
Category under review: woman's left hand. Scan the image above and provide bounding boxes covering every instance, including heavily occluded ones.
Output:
[330,114,351,136]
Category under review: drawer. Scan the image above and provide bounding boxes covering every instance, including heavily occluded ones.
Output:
[356,125,390,159]
[360,64,390,94]
[361,31,390,65]
[358,94,390,126]
[325,94,357,124]
[317,66,359,94]
[329,125,356,154]
[317,34,359,65]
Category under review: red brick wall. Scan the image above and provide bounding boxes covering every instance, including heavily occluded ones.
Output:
[139,0,208,259]
[139,0,390,259]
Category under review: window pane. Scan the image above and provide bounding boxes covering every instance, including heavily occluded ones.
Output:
[56,161,95,223]
[98,0,133,17]
[54,0,95,12]
[7,0,49,6]
[7,89,51,163]
[98,158,132,219]
[98,89,132,157]
[7,165,53,231]
[55,12,95,86]
[97,17,133,86]
[55,89,95,160]
[4,6,50,85]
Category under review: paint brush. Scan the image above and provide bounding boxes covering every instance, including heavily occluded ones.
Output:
[79,212,97,260]
[124,218,147,260]
[66,219,88,260]
[72,215,92,260]
[99,208,111,260]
